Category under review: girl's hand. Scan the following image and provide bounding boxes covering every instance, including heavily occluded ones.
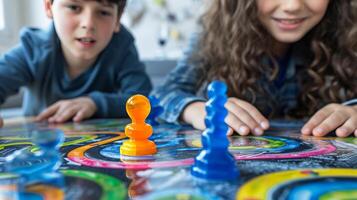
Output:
[225,98,269,135]
[182,98,269,136]
[36,97,97,123]
[301,103,357,137]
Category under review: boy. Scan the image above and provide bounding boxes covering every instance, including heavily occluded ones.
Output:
[0,0,152,127]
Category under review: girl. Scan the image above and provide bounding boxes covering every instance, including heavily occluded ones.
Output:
[153,0,357,137]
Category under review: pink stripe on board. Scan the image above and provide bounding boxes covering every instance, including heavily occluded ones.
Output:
[67,142,336,169]
[68,155,194,169]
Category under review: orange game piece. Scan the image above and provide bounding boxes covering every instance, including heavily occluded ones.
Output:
[120,95,157,156]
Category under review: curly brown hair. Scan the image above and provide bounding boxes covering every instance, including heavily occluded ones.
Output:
[194,0,357,118]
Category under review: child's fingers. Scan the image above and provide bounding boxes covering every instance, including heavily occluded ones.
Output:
[225,111,250,136]
[36,104,60,121]
[226,101,260,134]
[182,101,206,128]
[48,109,64,123]
[335,117,357,137]
[192,121,205,130]
[302,108,333,135]
[229,98,269,130]
[312,111,347,137]
[73,107,93,122]
[48,104,74,122]
[226,127,234,136]
[226,99,264,135]
[73,110,85,122]
[54,107,79,123]
[238,100,269,129]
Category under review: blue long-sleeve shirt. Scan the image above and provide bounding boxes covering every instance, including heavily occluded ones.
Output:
[0,24,152,118]
[152,34,356,123]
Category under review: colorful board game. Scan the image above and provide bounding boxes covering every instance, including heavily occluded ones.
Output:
[0,118,356,199]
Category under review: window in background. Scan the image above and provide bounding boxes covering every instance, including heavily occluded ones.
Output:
[122,0,204,60]
[0,0,4,30]
[0,0,19,44]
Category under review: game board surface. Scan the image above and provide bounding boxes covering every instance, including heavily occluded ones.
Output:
[0,119,356,200]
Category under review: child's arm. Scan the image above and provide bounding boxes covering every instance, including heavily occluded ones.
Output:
[36,97,97,123]
[0,44,34,106]
[302,103,357,137]
[0,117,3,128]
[151,34,207,124]
[153,34,269,135]
[37,41,151,122]
[182,98,269,136]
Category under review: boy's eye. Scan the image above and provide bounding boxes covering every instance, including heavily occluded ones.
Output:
[99,10,113,16]
[66,5,80,12]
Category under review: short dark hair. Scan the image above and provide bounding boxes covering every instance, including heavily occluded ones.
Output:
[50,0,127,16]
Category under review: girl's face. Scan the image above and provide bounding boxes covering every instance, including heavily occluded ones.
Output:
[256,0,330,44]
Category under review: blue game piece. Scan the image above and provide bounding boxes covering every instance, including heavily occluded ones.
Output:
[191,81,239,181]
[5,128,64,186]
[147,95,164,126]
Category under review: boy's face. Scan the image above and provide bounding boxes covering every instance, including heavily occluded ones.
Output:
[256,0,330,44]
[44,0,121,62]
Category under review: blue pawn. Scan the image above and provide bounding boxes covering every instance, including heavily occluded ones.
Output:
[147,95,164,126]
[5,128,64,186]
[191,81,239,181]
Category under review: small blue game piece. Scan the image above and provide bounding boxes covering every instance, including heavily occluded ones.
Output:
[5,128,64,186]
[147,95,164,126]
[191,81,239,181]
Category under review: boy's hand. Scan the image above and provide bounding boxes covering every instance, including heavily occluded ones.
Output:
[302,103,357,137]
[36,97,97,123]
[0,117,3,128]
[182,98,269,136]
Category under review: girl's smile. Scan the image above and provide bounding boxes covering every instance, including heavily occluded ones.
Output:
[272,17,307,31]
[257,0,330,45]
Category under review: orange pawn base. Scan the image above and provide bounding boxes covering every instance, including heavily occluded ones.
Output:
[121,94,157,156]
[120,140,157,156]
